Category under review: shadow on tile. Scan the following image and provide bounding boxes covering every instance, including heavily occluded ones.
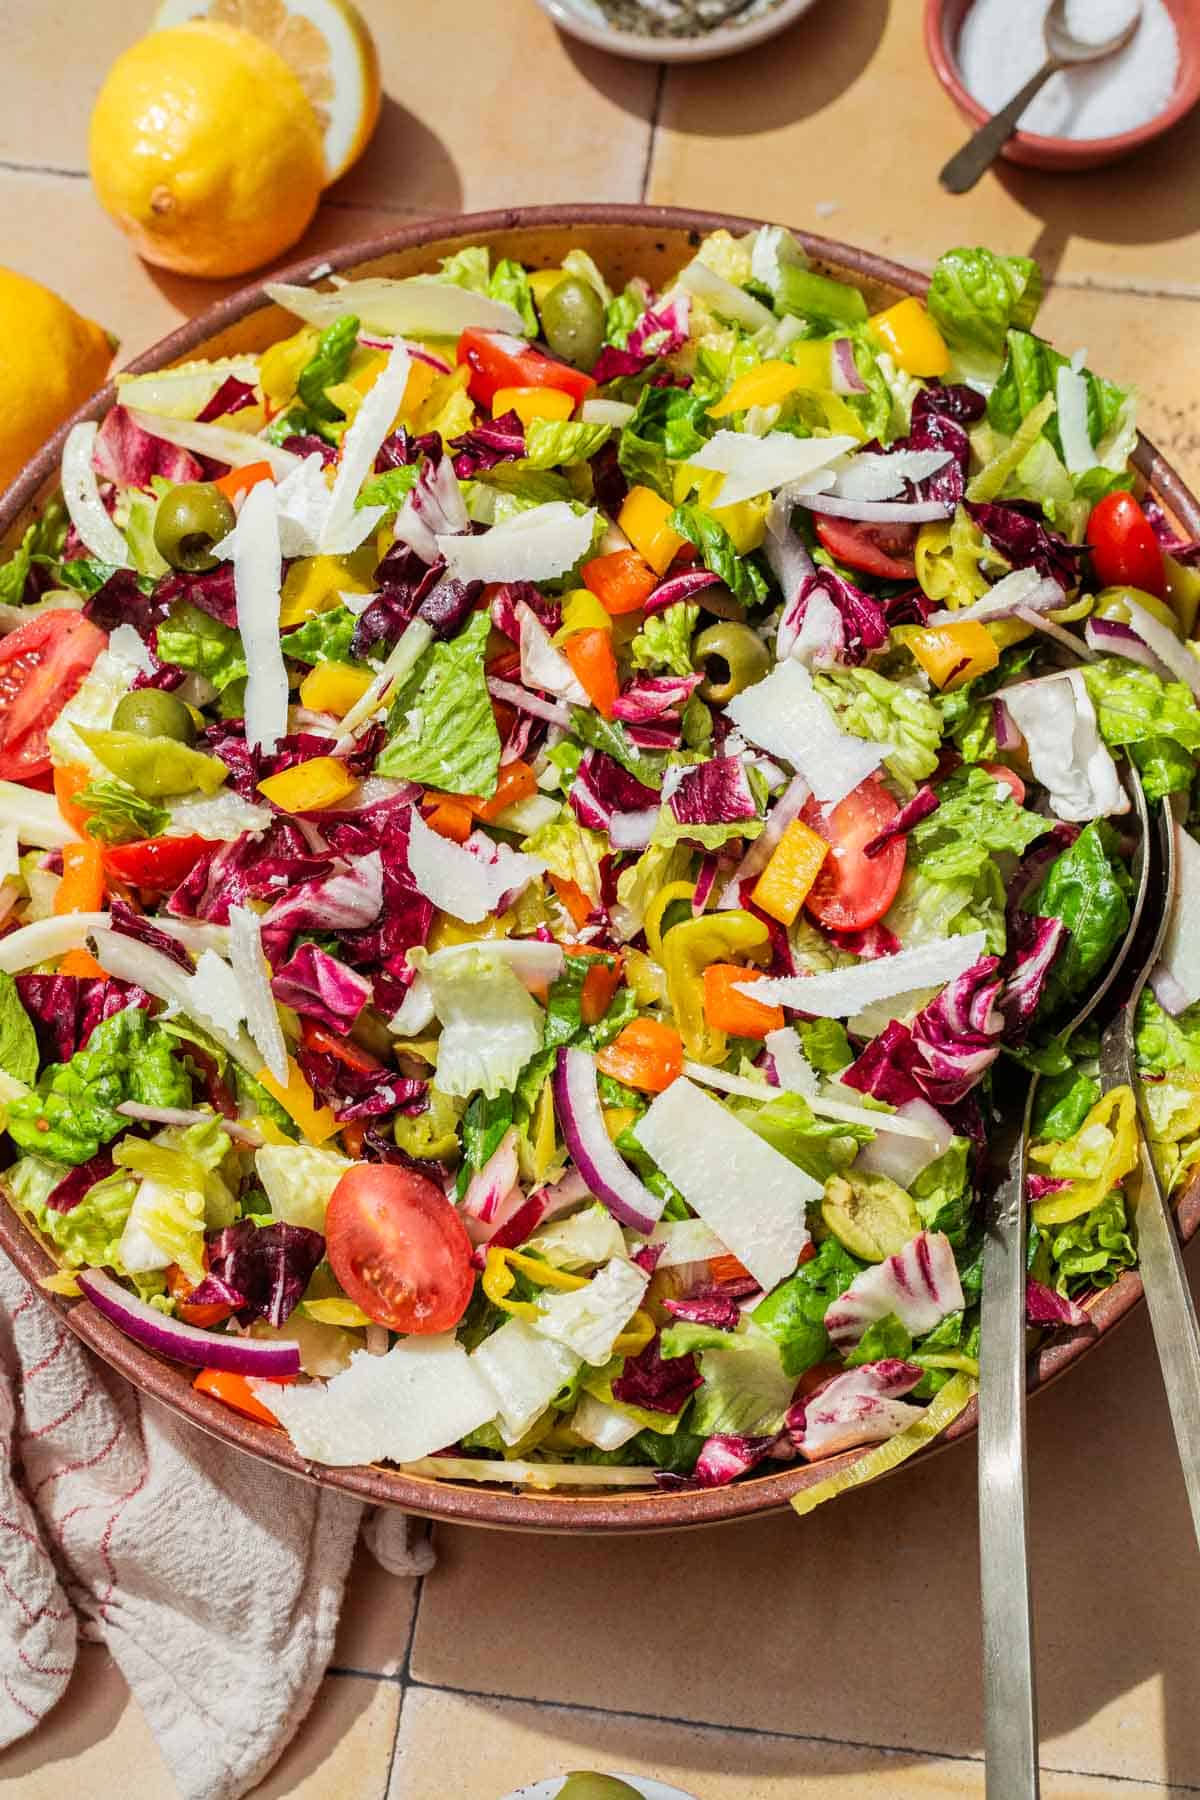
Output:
[0,1646,129,1788]
[325,96,463,217]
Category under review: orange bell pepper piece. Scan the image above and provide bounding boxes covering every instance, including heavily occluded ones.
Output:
[467,758,537,823]
[710,1252,754,1285]
[53,762,93,836]
[549,873,593,929]
[214,461,275,504]
[167,1261,234,1330]
[595,1018,683,1094]
[563,628,619,717]
[581,549,659,616]
[59,949,107,979]
[192,1368,293,1427]
[752,819,829,926]
[55,839,105,915]
[908,620,999,691]
[422,796,474,843]
[564,946,624,1027]
[702,964,785,1039]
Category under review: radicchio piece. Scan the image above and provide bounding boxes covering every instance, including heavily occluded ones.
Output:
[108,896,193,972]
[668,756,757,829]
[270,942,371,1036]
[168,819,332,925]
[591,293,691,385]
[13,976,152,1067]
[913,381,986,427]
[45,1150,115,1215]
[352,545,444,659]
[611,1335,703,1415]
[1007,822,1081,927]
[490,581,562,643]
[282,433,337,468]
[692,1433,775,1487]
[569,750,660,833]
[375,427,441,473]
[1027,1173,1072,1202]
[787,1359,926,1460]
[395,455,467,564]
[195,376,256,423]
[777,566,888,666]
[824,1235,965,1352]
[862,786,938,859]
[843,958,1005,1108]
[641,568,720,616]
[829,922,902,960]
[93,405,203,490]
[965,501,1084,593]
[335,813,435,1011]
[662,1293,741,1330]
[418,577,484,640]
[1026,1276,1090,1329]
[195,1220,326,1328]
[83,567,162,635]
[611,672,702,722]
[260,851,385,962]
[1001,912,1068,1032]
[155,564,240,630]
[295,1035,426,1121]
[449,409,525,478]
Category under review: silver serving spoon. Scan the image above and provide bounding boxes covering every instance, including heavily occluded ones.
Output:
[939,0,1143,194]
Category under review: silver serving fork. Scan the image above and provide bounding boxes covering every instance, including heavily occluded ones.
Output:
[979,765,1154,1800]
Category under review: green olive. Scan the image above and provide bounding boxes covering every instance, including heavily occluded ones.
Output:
[1094,585,1181,637]
[539,277,606,371]
[153,482,237,573]
[1164,555,1200,640]
[112,688,197,744]
[693,620,770,704]
[557,1777,644,1800]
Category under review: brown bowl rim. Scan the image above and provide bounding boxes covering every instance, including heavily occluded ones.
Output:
[923,0,1200,160]
[2,201,1199,1533]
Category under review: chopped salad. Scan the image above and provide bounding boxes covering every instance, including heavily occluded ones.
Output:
[2,227,1200,1494]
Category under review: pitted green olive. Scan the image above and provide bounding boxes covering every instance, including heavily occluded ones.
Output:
[112,688,197,744]
[556,1777,645,1800]
[693,620,770,703]
[153,482,236,573]
[539,277,606,371]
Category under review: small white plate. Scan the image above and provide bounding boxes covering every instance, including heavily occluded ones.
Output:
[535,0,821,63]
[502,1779,699,1799]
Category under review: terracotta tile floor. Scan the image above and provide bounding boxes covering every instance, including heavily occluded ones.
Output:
[3,0,1200,1794]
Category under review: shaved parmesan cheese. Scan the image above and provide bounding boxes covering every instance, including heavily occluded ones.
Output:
[125,408,300,479]
[189,947,245,1039]
[1056,363,1095,476]
[532,1257,648,1365]
[833,449,952,503]
[406,808,544,924]
[228,905,287,1083]
[269,455,339,559]
[62,422,129,566]
[265,276,529,340]
[320,345,411,553]
[231,481,287,755]
[742,932,987,1018]
[252,1336,499,1466]
[88,927,259,1073]
[437,503,596,585]
[681,1060,772,1101]
[927,567,1060,625]
[639,1217,729,1267]
[470,1318,578,1444]
[725,659,884,806]
[635,1077,816,1292]
[1003,670,1128,823]
[389,972,435,1036]
[684,431,856,510]
[0,779,80,848]
[116,357,260,420]
[1155,820,1200,1010]
[572,1391,642,1451]
[519,601,588,702]
[107,623,157,676]
[765,1027,820,1096]
[166,792,273,839]
[676,257,775,331]
[682,1056,937,1139]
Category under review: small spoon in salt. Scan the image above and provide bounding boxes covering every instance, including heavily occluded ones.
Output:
[939,0,1142,193]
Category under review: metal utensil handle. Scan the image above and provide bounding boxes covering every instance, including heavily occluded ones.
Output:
[979,1144,1041,1800]
[939,58,1061,194]
[1128,1132,1200,1545]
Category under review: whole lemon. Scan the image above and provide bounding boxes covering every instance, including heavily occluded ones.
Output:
[0,269,114,493]
[88,20,325,280]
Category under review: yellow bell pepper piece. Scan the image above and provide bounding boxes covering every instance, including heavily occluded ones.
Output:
[259,327,319,410]
[603,1106,639,1141]
[713,495,769,555]
[256,1060,339,1145]
[870,298,950,378]
[529,268,567,306]
[555,587,613,642]
[752,819,829,926]
[493,384,574,424]
[908,620,1000,691]
[612,1309,656,1357]
[644,881,697,963]
[279,554,370,629]
[258,756,357,812]
[618,485,688,576]
[1030,1086,1140,1226]
[709,359,809,418]
[529,1076,559,1184]
[661,910,770,1063]
[397,358,437,426]
[298,660,375,718]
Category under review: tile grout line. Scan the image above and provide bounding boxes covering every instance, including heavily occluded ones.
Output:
[378,1547,433,1796]
[393,1676,1200,1794]
[0,157,88,180]
[638,63,667,204]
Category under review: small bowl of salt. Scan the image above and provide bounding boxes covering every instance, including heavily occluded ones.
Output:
[925,0,1200,171]
[534,0,822,63]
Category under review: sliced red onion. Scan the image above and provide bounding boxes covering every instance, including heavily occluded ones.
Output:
[75,1268,300,1375]
[794,493,954,525]
[461,1127,521,1232]
[642,569,721,616]
[1124,598,1200,701]
[693,853,721,914]
[115,1101,262,1147]
[1014,605,1097,661]
[992,698,1020,750]
[1084,615,1172,676]
[1151,962,1191,1016]
[552,1047,664,1234]
[486,677,572,728]
[862,786,938,859]
[830,338,867,395]
[1026,1277,1089,1329]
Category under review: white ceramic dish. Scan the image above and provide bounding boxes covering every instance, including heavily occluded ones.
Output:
[534,0,819,62]
[503,1779,699,1799]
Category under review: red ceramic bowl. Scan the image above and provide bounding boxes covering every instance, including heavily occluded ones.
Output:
[925,0,1200,172]
[3,204,1200,1533]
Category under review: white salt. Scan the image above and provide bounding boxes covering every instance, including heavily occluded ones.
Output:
[958,0,1180,140]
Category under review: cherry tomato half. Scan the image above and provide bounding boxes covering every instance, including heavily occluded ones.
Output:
[456,327,595,409]
[325,1163,475,1334]
[103,834,213,892]
[1085,492,1165,598]
[802,775,906,933]
[814,516,918,581]
[0,612,106,779]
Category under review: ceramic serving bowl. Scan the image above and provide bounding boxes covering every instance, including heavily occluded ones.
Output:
[924,0,1200,173]
[534,0,819,64]
[2,204,1199,1534]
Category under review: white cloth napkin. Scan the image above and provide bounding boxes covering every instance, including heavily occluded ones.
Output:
[0,1255,431,1799]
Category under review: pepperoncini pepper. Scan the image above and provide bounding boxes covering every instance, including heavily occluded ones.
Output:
[1029,1085,1139,1226]
[660,909,771,1063]
[483,1247,590,1319]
